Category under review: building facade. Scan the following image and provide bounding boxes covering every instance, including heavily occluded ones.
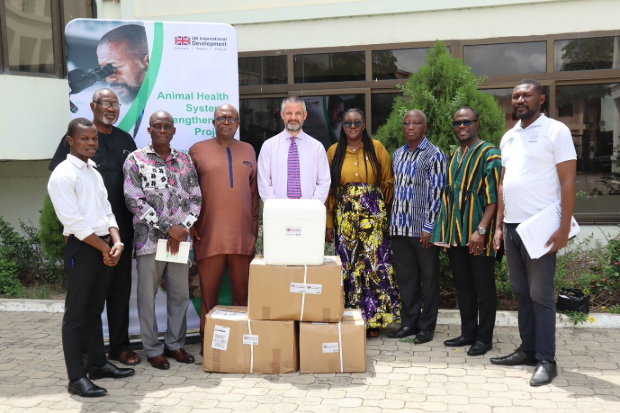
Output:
[1,0,619,240]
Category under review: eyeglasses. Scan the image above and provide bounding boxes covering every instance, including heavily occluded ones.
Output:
[93,101,121,110]
[343,120,364,128]
[214,117,239,124]
[150,124,174,131]
[452,119,478,127]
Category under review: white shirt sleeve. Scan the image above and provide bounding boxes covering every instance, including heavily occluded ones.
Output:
[47,173,94,241]
[553,124,577,164]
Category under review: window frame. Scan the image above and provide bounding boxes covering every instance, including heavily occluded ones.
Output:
[239,29,620,224]
[0,0,97,78]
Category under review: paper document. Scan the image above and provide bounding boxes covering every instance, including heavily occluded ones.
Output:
[155,239,190,263]
[515,201,579,259]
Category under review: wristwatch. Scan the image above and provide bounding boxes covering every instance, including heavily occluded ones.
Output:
[477,227,486,235]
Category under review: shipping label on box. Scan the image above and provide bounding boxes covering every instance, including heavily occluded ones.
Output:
[299,309,367,373]
[248,256,344,322]
[203,306,298,374]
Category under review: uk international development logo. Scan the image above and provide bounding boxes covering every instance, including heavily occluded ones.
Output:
[174,36,191,46]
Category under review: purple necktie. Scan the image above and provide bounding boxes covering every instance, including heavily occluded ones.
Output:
[287,136,301,199]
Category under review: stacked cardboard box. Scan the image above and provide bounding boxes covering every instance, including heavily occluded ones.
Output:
[202,306,298,374]
[299,309,366,373]
[247,256,344,322]
[202,199,366,374]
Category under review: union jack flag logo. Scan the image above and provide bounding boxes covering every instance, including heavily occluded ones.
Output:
[175,36,190,46]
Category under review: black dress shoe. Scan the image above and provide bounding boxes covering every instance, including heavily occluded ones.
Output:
[490,349,538,366]
[414,330,434,344]
[88,362,135,380]
[530,361,557,386]
[467,341,493,356]
[386,326,419,339]
[444,336,476,347]
[68,377,107,397]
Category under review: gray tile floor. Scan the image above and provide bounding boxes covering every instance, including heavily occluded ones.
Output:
[1,311,619,412]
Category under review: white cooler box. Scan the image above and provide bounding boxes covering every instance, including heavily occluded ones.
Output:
[263,199,326,266]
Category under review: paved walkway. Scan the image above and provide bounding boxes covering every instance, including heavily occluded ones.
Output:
[1,311,620,413]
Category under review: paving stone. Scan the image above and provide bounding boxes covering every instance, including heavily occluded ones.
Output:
[0,312,619,413]
[449,404,493,413]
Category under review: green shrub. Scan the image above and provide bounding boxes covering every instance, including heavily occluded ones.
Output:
[555,232,620,307]
[562,310,589,325]
[437,250,514,308]
[0,259,27,298]
[374,41,506,155]
[607,304,620,314]
[39,195,65,268]
[0,216,64,290]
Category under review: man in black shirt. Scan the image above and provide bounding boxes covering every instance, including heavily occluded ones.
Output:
[49,88,140,366]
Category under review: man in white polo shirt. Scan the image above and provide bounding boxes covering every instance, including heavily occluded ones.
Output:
[491,79,576,386]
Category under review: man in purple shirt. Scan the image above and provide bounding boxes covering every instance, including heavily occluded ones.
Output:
[123,111,202,370]
[257,96,331,203]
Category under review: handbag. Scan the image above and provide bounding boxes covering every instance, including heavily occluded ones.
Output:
[556,287,590,314]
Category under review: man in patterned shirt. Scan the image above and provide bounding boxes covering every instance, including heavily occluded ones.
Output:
[388,110,447,343]
[123,111,202,370]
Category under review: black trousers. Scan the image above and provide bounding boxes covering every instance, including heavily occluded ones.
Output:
[448,246,497,344]
[105,238,133,357]
[504,224,557,361]
[391,236,440,331]
[63,236,113,381]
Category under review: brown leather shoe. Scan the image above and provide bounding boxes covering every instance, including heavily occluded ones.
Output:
[147,354,170,370]
[164,348,195,364]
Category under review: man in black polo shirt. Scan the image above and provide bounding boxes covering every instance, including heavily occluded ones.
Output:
[49,88,139,366]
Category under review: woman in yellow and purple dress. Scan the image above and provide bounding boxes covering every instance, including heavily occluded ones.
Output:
[325,108,401,337]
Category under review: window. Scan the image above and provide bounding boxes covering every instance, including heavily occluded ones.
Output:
[555,36,620,72]
[294,51,365,84]
[5,0,54,73]
[239,56,287,86]
[239,31,620,222]
[555,83,620,222]
[371,47,450,81]
[62,0,94,23]
[371,93,400,135]
[482,86,549,130]
[372,48,428,81]
[299,94,365,150]
[239,98,283,156]
[239,94,366,155]
[464,42,547,76]
[0,0,95,76]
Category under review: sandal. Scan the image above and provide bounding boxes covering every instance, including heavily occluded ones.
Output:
[109,349,141,366]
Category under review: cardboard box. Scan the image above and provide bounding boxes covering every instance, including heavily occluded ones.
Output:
[203,306,298,374]
[248,256,344,322]
[299,309,367,373]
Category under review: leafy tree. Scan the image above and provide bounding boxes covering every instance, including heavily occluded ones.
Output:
[375,41,506,155]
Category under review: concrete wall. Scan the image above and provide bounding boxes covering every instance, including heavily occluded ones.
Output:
[0,161,51,230]
[575,225,620,249]
[0,76,69,160]
[104,0,620,52]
